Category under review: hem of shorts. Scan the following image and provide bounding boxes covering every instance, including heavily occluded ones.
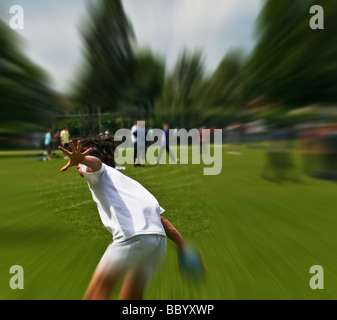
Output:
[112,231,166,243]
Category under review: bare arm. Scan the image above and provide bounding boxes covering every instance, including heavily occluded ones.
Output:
[161,216,186,250]
[81,155,102,172]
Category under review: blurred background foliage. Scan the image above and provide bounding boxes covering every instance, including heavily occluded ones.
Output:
[1,0,337,148]
[243,0,337,107]
[0,19,63,149]
[74,0,135,114]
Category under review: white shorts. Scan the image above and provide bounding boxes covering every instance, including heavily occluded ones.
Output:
[96,234,167,281]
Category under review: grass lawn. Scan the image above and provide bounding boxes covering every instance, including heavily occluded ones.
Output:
[0,145,336,299]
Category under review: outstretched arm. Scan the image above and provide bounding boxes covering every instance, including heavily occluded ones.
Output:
[59,140,102,173]
[161,216,186,251]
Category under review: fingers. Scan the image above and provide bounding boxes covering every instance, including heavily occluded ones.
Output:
[77,164,84,177]
[72,140,90,154]
[60,140,90,154]
[58,146,71,155]
[70,140,76,153]
[77,140,81,153]
[77,140,91,156]
[61,162,71,172]
[82,147,92,156]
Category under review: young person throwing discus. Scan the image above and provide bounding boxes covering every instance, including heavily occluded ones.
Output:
[58,137,187,300]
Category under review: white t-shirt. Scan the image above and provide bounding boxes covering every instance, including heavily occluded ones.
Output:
[80,163,166,242]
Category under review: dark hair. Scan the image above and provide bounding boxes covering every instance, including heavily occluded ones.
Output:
[80,134,117,168]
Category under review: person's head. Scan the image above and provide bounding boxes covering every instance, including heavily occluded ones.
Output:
[64,125,69,131]
[163,123,169,130]
[80,134,117,168]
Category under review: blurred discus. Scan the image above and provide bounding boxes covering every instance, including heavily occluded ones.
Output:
[178,245,206,283]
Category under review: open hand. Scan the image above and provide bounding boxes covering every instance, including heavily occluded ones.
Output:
[59,140,92,172]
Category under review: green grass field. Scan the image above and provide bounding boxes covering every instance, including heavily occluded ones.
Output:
[1,146,337,300]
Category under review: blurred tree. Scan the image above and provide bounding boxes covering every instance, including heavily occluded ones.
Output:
[0,19,61,149]
[154,50,205,128]
[75,0,135,114]
[123,49,165,121]
[244,0,337,107]
[204,50,246,109]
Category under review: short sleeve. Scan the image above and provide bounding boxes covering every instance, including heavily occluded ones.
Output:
[157,205,165,215]
[80,163,105,177]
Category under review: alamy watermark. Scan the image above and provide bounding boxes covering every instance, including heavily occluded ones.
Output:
[309,5,324,30]
[9,265,24,290]
[309,265,324,290]
[7,264,326,293]
[8,4,325,31]
[9,5,24,30]
[114,121,223,175]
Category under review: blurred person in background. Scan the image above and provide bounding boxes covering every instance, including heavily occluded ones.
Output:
[147,127,154,149]
[54,130,61,149]
[225,124,243,154]
[303,123,332,180]
[61,125,70,159]
[61,125,70,148]
[319,123,337,180]
[157,123,177,164]
[44,128,53,160]
[104,129,111,138]
[134,125,147,167]
[299,123,320,177]
[262,125,299,182]
[199,125,209,155]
